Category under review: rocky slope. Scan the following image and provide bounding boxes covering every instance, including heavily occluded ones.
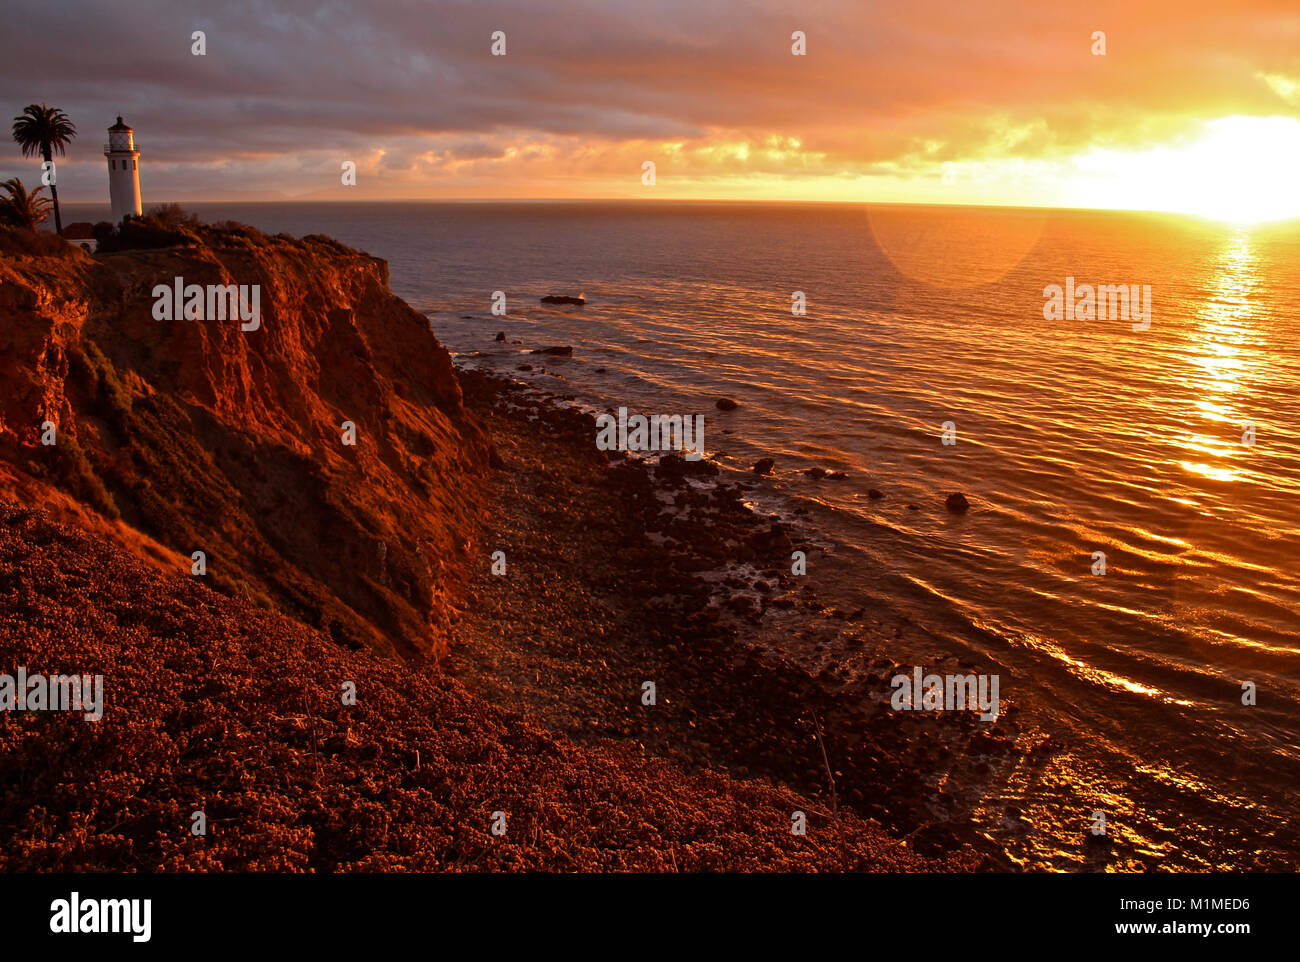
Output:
[0,223,495,658]
[0,505,966,871]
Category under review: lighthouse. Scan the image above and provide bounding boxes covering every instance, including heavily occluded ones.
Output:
[104,116,142,223]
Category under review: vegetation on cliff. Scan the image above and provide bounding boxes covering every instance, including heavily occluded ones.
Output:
[0,218,494,657]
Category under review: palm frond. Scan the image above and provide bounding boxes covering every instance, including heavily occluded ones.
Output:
[11,102,78,158]
[0,177,54,229]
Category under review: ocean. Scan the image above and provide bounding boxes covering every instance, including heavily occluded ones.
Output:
[65,199,1300,868]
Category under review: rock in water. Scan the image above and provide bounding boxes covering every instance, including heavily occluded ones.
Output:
[540,294,585,305]
[753,457,775,475]
[530,345,573,356]
[868,488,884,499]
[494,331,506,342]
[945,492,971,513]
[715,397,738,411]
[656,453,719,483]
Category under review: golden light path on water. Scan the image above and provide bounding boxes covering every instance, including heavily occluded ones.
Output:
[882,220,1283,867]
[1178,229,1258,484]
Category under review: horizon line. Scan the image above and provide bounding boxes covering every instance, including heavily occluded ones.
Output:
[51,196,1300,226]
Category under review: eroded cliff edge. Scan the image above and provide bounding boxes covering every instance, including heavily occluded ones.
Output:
[0,223,495,658]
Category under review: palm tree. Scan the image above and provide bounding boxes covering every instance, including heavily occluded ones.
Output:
[11,104,77,235]
[0,178,53,230]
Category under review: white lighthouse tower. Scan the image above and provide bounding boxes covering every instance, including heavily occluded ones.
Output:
[104,116,142,223]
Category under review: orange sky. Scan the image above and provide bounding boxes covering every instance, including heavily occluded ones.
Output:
[3,0,1299,220]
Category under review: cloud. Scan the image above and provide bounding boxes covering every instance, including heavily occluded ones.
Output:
[1259,71,1300,105]
[1,0,1297,201]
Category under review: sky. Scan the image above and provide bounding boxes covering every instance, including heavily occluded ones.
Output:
[2,0,1299,219]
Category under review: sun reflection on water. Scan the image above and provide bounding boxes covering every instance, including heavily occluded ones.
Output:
[1177,228,1259,483]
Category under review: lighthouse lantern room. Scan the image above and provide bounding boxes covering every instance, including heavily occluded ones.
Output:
[104,116,142,224]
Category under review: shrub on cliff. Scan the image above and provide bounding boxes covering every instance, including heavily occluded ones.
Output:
[68,341,134,440]
[46,432,119,519]
[145,202,200,228]
[117,217,201,250]
[303,233,356,256]
[95,205,203,252]
[91,220,117,248]
[205,220,275,251]
[0,224,74,257]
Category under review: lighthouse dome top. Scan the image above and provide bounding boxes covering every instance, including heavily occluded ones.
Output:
[105,116,137,154]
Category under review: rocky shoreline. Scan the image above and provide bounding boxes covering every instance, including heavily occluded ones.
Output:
[452,367,1024,868]
[0,220,1015,870]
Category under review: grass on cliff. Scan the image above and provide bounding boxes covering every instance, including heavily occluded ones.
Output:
[0,225,84,258]
[0,206,372,261]
[86,206,372,258]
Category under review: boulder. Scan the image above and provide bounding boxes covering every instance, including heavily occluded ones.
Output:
[944,492,971,513]
[655,453,719,483]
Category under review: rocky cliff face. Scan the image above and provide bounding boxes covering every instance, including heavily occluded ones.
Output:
[0,224,495,658]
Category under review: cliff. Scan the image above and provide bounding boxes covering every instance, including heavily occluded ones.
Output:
[0,223,495,658]
[0,224,982,873]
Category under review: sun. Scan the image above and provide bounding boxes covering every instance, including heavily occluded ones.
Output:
[1070,116,1300,225]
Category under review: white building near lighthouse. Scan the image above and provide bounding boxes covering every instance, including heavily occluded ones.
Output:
[104,116,142,223]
